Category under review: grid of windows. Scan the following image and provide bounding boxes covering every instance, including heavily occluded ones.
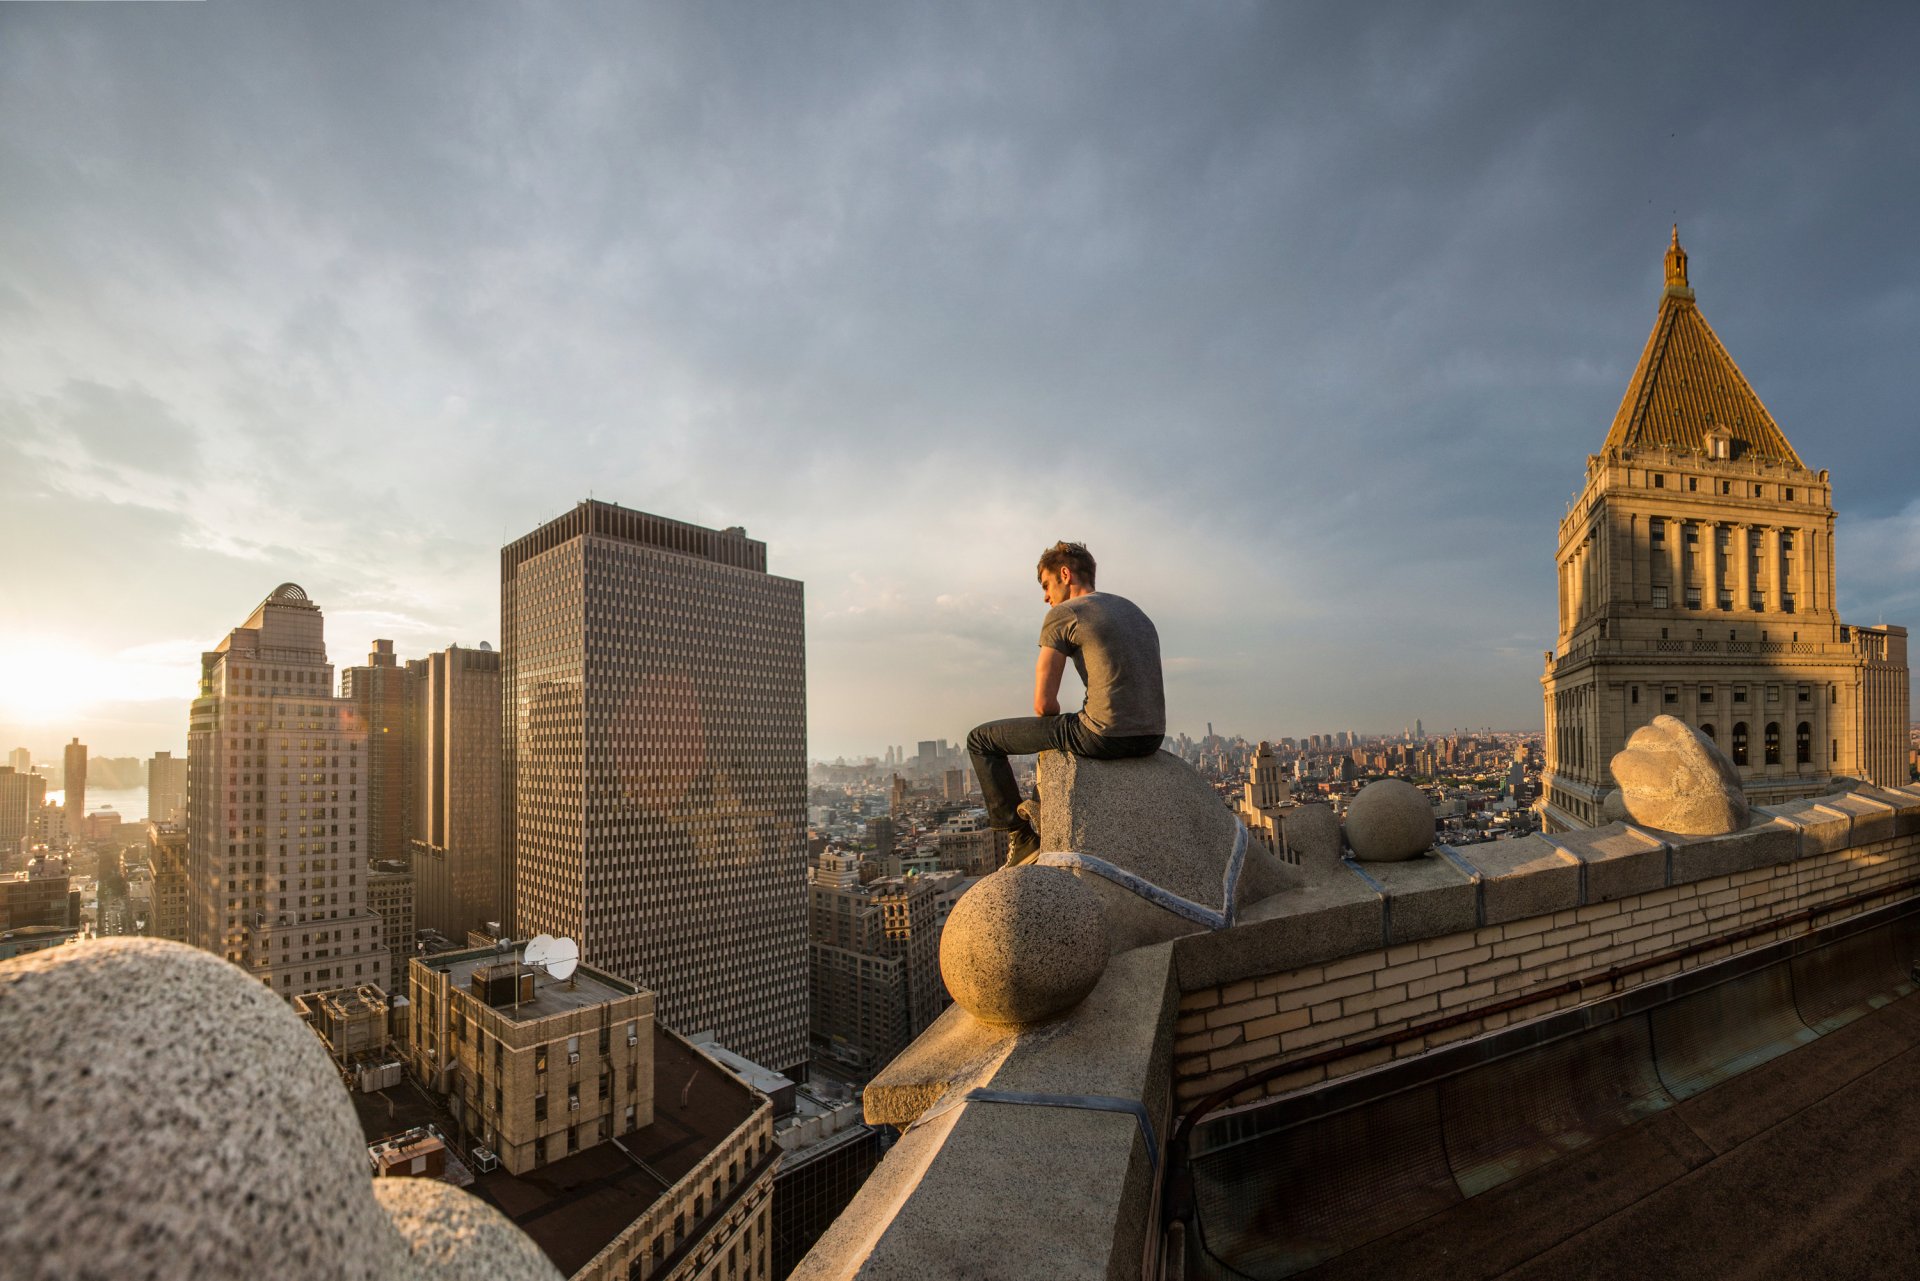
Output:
[504,503,809,1072]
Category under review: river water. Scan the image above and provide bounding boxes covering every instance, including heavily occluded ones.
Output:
[43,786,151,824]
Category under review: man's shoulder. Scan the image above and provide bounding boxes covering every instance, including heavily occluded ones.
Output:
[1079,592,1153,625]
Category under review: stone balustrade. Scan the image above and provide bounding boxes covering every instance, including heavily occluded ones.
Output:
[794,780,1920,1280]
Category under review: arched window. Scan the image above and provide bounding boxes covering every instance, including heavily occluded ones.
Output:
[1732,722,1749,767]
[1765,722,1781,765]
[1796,722,1812,765]
[1701,724,1716,743]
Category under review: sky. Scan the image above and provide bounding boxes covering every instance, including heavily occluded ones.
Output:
[2,2,1918,763]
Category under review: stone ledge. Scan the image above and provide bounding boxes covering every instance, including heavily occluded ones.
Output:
[1452,835,1580,924]
[1861,785,1920,837]
[1757,800,1852,855]
[1341,853,1477,945]
[807,944,1177,1280]
[1174,871,1382,992]
[1544,823,1670,903]
[1173,786,1909,993]
[1666,818,1799,882]
[1817,790,1898,844]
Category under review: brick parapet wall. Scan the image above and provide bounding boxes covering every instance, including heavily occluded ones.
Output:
[1171,783,1920,1109]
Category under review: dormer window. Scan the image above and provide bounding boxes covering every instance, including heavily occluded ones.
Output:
[1704,427,1734,461]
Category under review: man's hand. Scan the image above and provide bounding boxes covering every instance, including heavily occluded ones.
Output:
[1033,646,1067,717]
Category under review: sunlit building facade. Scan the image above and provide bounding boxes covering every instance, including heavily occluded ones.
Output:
[62,738,86,840]
[186,583,390,995]
[147,751,188,827]
[408,642,503,942]
[1540,232,1910,830]
[503,501,809,1076]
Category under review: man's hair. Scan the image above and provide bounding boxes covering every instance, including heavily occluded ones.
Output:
[1036,541,1096,588]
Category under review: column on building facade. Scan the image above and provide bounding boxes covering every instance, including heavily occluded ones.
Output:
[1702,521,1719,612]
[1735,522,1753,611]
[1667,513,1685,605]
[1627,513,1641,604]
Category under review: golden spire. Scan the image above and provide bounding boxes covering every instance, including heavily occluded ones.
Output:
[1663,224,1693,299]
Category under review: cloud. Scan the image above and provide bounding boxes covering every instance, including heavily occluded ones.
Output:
[2,2,1918,756]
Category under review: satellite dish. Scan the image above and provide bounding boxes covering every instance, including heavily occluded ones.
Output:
[522,934,557,968]
[545,936,580,982]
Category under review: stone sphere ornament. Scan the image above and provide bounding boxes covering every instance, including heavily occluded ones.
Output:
[1345,778,1436,862]
[939,865,1110,1027]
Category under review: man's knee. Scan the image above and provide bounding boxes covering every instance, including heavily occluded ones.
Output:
[966,724,995,755]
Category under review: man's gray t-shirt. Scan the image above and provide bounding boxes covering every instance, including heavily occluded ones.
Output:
[1039,592,1165,738]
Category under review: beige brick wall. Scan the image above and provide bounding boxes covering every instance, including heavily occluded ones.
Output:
[1173,831,1920,1108]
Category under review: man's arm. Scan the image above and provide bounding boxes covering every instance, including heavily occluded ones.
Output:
[1033,647,1068,717]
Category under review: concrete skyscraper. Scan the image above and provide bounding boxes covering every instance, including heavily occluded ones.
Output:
[147,751,188,826]
[0,767,38,872]
[502,501,808,1075]
[408,642,502,942]
[62,738,87,837]
[340,639,411,863]
[1540,231,1909,830]
[186,583,390,995]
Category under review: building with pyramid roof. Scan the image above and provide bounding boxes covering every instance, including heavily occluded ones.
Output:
[1538,230,1908,831]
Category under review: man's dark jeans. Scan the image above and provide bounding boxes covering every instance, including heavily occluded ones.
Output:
[967,714,1163,832]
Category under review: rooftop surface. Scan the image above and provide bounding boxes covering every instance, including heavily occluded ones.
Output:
[427,945,637,1021]
[354,1028,763,1277]
[1289,989,1920,1281]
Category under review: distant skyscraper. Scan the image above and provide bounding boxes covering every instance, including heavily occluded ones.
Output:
[408,643,502,942]
[502,501,808,1074]
[341,639,411,863]
[146,821,190,943]
[147,751,188,826]
[62,738,87,836]
[186,583,389,996]
[0,767,37,872]
[1540,231,1909,830]
[7,748,29,776]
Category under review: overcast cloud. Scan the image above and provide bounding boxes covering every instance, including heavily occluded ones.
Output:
[2,2,1916,761]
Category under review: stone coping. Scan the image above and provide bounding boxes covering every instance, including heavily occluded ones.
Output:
[796,944,1178,1280]
[1171,783,1920,993]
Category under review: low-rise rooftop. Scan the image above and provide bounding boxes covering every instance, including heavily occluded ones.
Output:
[420,944,638,1022]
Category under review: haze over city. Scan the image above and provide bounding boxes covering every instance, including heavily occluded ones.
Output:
[4,1,1918,761]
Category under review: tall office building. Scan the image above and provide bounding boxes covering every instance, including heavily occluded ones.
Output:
[7,748,29,776]
[408,643,502,941]
[186,583,390,995]
[0,767,39,872]
[340,639,411,863]
[1540,231,1910,830]
[146,821,190,943]
[503,501,808,1075]
[147,751,188,826]
[62,738,87,838]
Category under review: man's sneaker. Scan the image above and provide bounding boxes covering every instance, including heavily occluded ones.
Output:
[1006,823,1041,867]
[1016,798,1042,832]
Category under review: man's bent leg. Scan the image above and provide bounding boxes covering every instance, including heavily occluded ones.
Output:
[967,714,1080,831]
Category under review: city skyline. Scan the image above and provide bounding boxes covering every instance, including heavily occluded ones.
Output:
[6,4,1920,763]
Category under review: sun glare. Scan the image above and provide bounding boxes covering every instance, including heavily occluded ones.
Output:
[0,639,198,726]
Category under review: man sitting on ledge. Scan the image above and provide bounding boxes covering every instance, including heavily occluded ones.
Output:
[967,541,1166,865]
